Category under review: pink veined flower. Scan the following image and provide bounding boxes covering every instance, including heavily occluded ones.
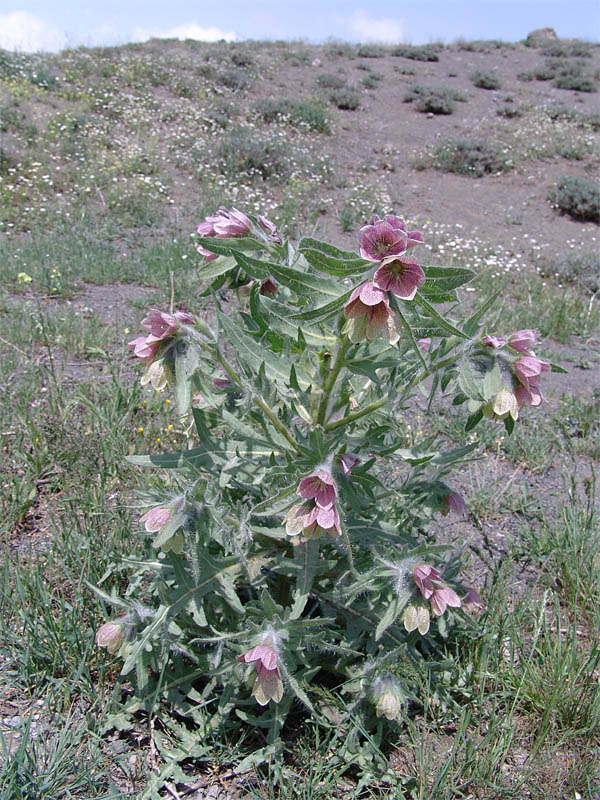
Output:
[418,337,432,352]
[285,501,342,539]
[444,491,467,517]
[463,587,484,611]
[430,584,462,616]
[514,356,550,406]
[96,620,125,655]
[508,328,540,356]
[128,335,162,364]
[376,214,424,249]
[361,214,424,261]
[237,644,284,706]
[212,206,252,237]
[413,564,461,618]
[297,469,338,509]
[257,215,281,242]
[240,278,277,297]
[128,309,193,365]
[140,506,172,532]
[343,282,401,344]
[304,503,342,538]
[142,309,194,341]
[196,243,219,263]
[358,219,409,262]
[338,452,360,475]
[413,564,442,600]
[514,377,544,408]
[373,255,425,300]
[482,335,507,349]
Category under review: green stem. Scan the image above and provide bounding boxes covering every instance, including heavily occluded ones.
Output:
[315,336,352,427]
[325,396,387,432]
[339,516,359,579]
[216,348,302,454]
[253,395,302,453]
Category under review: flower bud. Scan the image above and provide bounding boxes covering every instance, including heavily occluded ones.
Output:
[372,675,406,720]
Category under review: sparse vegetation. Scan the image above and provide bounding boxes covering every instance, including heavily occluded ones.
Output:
[549,176,600,222]
[328,86,361,110]
[471,69,502,89]
[254,97,331,132]
[404,83,467,114]
[431,137,510,175]
[391,43,441,61]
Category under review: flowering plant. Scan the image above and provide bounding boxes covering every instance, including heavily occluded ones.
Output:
[94,209,561,770]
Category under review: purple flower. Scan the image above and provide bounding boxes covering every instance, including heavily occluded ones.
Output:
[128,335,162,364]
[514,356,550,407]
[418,337,431,352]
[373,255,425,300]
[237,644,284,706]
[463,587,484,611]
[358,219,409,262]
[285,501,342,539]
[212,206,251,237]
[443,491,467,518]
[129,309,194,365]
[196,243,219,263]
[509,329,540,356]
[377,214,424,249]
[359,214,424,262]
[482,335,507,349]
[343,282,401,344]
[430,584,462,616]
[140,506,172,532]
[297,468,338,509]
[337,452,360,475]
[413,564,461,618]
[413,564,442,600]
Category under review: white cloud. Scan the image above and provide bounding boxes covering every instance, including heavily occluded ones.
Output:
[347,10,405,43]
[0,11,67,52]
[132,22,238,44]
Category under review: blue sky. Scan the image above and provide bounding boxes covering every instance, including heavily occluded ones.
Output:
[0,1,598,52]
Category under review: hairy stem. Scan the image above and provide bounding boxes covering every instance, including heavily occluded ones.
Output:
[315,336,352,426]
[325,396,387,432]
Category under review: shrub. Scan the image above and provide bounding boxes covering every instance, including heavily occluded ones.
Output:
[391,44,440,62]
[217,128,292,182]
[356,44,386,58]
[360,72,383,89]
[549,176,600,222]
[432,138,509,176]
[316,72,347,89]
[557,251,600,292]
[542,40,593,58]
[497,104,523,118]
[329,88,361,110]
[471,70,502,89]
[324,41,357,59]
[519,59,597,91]
[404,85,466,115]
[254,98,331,133]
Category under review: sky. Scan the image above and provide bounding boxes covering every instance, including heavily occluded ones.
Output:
[0,1,598,52]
